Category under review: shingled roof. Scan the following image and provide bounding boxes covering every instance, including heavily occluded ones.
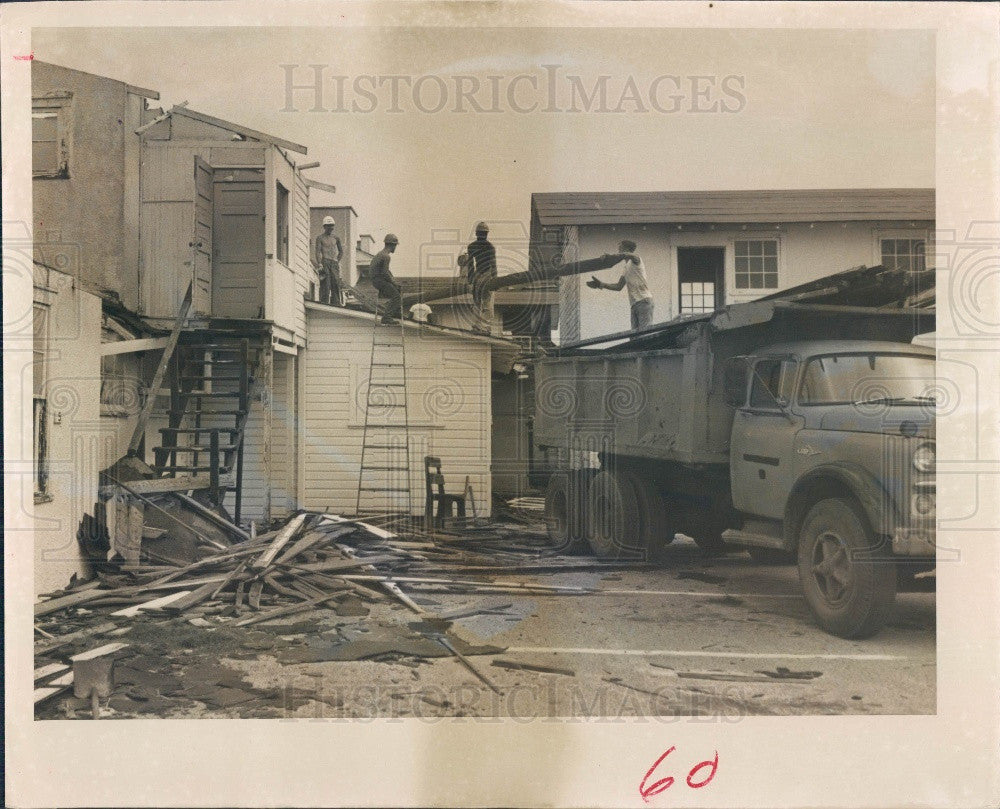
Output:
[532,188,934,226]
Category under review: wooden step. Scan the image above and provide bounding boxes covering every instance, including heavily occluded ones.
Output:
[152,464,233,474]
[167,409,246,418]
[159,426,239,435]
[156,444,239,453]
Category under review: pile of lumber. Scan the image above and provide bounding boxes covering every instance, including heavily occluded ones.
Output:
[37,511,653,638]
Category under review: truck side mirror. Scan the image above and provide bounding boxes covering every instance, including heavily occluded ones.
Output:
[723,357,750,408]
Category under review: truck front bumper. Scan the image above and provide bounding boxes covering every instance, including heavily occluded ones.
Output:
[892,526,937,557]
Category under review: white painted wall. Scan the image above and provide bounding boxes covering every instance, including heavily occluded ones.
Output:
[301,305,492,517]
[33,269,105,595]
[566,221,933,341]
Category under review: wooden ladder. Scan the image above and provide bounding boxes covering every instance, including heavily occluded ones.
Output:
[355,311,412,518]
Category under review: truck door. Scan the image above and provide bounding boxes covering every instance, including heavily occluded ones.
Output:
[729,356,801,519]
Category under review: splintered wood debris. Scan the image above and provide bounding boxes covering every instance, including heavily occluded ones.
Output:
[35,510,656,717]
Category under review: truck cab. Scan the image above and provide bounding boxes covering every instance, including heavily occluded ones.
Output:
[723,340,936,637]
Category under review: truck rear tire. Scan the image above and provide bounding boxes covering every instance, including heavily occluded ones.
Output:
[587,469,664,559]
[797,497,896,639]
[544,471,591,554]
[631,474,676,561]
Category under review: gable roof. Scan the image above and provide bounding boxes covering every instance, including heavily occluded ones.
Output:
[532,188,935,226]
[171,106,308,155]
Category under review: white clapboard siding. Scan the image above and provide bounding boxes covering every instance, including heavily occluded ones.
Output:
[267,154,312,343]
[302,309,492,517]
[268,352,297,518]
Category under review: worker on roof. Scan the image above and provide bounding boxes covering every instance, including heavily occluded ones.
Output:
[587,239,654,331]
[466,221,496,333]
[370,233,402,324]
[315,215,344,306]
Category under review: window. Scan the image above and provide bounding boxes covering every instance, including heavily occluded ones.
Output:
[881,238,926,272]
[33,303,50,499]
[799,353,936,405]
[679,281,716,314]
[750,358,796,409]
[734,240,779,290]
[100,354,145,417]
[32,93,72,178]
[276,182,290,264]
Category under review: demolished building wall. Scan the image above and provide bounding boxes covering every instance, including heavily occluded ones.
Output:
[32,265,106,595]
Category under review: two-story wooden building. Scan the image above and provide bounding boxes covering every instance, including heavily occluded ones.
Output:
[530,189,935,342]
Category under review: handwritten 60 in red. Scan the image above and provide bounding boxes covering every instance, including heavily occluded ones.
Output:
[639,746,719,802]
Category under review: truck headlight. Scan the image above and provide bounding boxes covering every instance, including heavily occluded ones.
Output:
[911,492,936,517]
[913,443,935,474]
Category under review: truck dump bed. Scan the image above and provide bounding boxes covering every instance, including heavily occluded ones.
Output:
[534,299,934,468]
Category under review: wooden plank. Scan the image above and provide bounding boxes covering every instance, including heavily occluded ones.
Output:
[101,336,170,356]
[247,581,264,610]
[251,513,307,570]
[35,588,111,617]
[127,281,193,455]
[34,622,118,655]
[34,673,74,704]
[231,589,346,627]
[273,529,336,565]
[108,475,232,496]
[160,579,227,614]
[70,642,130,662]
[111,590,192,617]
[283,554,399,574]
[34,663,69,681]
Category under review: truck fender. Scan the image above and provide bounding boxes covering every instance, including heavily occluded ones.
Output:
[783,462,900,550]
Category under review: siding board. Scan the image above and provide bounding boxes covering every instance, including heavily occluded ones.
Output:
[302,309,492,517]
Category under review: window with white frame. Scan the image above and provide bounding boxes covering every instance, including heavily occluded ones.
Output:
[734,239,779,290]
[33,303,50,499]
[32,93,72,178]
[679,282,716,314]
[881,237,926,272]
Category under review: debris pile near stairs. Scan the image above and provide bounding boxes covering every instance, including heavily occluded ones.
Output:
[36,509,654,718]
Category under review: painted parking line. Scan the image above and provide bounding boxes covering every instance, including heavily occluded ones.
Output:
[503,647,906,661]
[592,589,801,599]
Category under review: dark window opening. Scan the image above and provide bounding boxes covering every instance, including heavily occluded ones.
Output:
[276,182,290,265]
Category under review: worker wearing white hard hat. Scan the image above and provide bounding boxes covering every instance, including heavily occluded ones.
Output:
[466,221,496,332]
[315,215,343,305]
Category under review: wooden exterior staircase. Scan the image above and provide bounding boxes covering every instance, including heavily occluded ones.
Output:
[152,334,262,523]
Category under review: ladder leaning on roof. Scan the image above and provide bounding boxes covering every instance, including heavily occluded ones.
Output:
[355,304,413,519]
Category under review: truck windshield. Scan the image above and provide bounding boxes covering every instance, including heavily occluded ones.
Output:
[799,353,936,406]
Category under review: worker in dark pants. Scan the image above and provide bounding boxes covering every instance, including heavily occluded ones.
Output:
[466,221,496,332]
[315,215,344,305]
[587,239,654,330]
[370,233,402,323]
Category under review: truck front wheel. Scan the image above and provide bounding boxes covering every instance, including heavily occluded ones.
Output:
[797,497,896,639]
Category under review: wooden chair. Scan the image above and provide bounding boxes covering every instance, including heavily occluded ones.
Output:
[424,456,466,529]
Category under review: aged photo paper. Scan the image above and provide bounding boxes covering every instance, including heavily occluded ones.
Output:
[3,1,999,806]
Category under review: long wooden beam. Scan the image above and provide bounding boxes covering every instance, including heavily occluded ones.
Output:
[127,282,193,456]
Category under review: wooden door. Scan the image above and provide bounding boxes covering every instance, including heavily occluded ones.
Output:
[212,169,265,318]
[192,156,213,316]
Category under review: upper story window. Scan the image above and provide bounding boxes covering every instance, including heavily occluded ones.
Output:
[734,239,779,290]
[32,93,72,178]
[276,182,290,265]
[881,237,926,272]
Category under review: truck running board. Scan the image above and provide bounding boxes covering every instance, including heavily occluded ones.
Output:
[721,529,786,550]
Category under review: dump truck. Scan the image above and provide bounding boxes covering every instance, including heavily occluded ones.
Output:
[533,286,936,639]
